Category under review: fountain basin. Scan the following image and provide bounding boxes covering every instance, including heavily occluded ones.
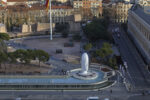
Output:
[0,69,105,85]
[71,68,99,80]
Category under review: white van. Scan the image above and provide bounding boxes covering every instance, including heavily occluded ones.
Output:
[87,96,99,100]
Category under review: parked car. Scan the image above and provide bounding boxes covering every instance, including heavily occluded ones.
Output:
[117,34,120,38]
[104,98,109,100]
[144,90,150,95]
[87,96,99,100]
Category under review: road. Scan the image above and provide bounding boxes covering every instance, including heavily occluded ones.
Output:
[0,71,148,100]
[0,83,144,100]
[113,26,150,90]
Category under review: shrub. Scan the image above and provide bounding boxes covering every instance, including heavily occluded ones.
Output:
[84,43,92,51]
[0,33,10,40]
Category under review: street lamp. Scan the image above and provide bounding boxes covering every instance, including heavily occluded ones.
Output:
[49,0,53,40]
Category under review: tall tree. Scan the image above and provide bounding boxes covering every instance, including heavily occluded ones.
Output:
[8,52,17,63]
[84,43,92,51]
[35,50,49,67]
[0,51,8,69]
[0,33,9,53]
[0,33,10,40]
[96,42,113,61]
[83,19,111,42]
[14,49,31,64]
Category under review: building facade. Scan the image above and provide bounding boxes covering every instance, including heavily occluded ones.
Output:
[1,0,44,5]
[0,3,74,32]
[0,23,7,32]
[51,5,74,23]
[73,0,103,21]
[128,5,150,64]
[135,0,150,6]
[112,2,132,23]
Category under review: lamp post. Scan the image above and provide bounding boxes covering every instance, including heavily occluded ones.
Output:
[49,0,53,40]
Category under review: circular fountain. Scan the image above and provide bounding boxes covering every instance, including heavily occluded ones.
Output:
[72,53,98,80]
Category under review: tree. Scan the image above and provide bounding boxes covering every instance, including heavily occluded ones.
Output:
[27,49,36,60]
[0,33,9,53]
[34,50,49,67]
[0,51,8,69]
[14,49,32,64]
[84,43,92,51]
[8,52,17,63]
[108,56,118,70]
[9,49,49,66]
[96,42,113,60]
[0,39,7,53]
[0,33,10,40]
[83,19,112,42]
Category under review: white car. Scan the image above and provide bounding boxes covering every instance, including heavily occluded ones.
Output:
[104,98,109,100]
[87,96,99,100]
[16,98,21,100]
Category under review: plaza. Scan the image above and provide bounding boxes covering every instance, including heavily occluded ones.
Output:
[21,37,80,61]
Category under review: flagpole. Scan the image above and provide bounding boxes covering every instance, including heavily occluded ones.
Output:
[49,0,53,40]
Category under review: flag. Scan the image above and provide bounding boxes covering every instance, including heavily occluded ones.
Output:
[46,0,49,11]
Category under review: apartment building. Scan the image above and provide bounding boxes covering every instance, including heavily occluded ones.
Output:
[112,2,132,23]
[135,0,150,6]
[73,0,103,20]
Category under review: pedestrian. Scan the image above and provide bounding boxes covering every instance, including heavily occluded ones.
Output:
[110,89,112,93]
[142,91,145,96]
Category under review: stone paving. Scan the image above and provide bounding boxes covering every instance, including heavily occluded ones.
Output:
[21,37,80,60]
[48,57,80,75]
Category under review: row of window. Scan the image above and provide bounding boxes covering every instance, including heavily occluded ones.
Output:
[74,2,100,5]
[130,13,150,41]
[128,22,150,55]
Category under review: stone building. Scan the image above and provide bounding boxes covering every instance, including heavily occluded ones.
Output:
[128,5,150,64]
[0,3,75,32]
[135,0,150,6]
[2,0,44,5]
[21,24,32,33]
[112,2,132,23]
[51,5,74,23]
[0,23,7,33]
[73,0,103,21]
[0,0,84,34]
[102,1,132,23]
[51,0,69,3]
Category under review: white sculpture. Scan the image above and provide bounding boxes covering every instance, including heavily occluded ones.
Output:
[71,52,98,80]
[81,52,89,75]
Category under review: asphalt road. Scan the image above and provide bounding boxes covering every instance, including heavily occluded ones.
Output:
[0,84,142,100]
[113,26,150,90]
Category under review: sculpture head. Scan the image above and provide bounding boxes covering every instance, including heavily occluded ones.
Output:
[81,52,89,75]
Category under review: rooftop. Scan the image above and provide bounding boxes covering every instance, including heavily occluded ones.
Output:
[0,4,73,11]
[7,0,28,2]
[131,5,150,25]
